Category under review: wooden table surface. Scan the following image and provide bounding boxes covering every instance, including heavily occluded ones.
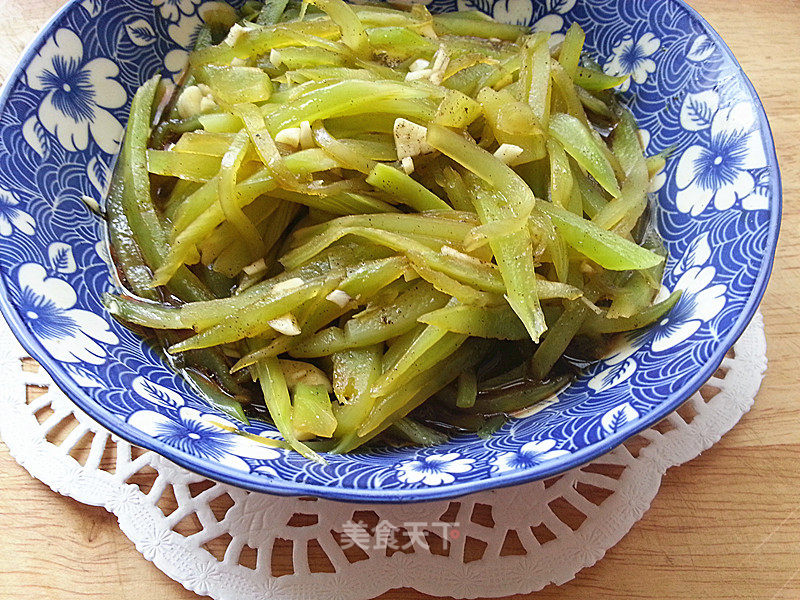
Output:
[1,1,798,598]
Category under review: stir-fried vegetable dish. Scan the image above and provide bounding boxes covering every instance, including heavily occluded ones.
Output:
[103,0,675,459]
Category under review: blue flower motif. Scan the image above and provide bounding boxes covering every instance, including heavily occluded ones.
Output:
[592,270,725,388]
[396,452,474,486]
[0,188,34,237]
[455,0,574,34]
[634,266,726,352]
[11,263,118,364]
[153,0,201,22]
[150,413,233,459]
[18,284,78,340]
[676,99,767,215]
[605,33,660,92]
[491,440,570,474]
[494,0,535,26]
[24,28,125,153]
[589,234,726,393]
[128,407,281,470]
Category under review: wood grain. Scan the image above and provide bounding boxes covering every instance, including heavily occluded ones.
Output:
[1,1,799,598]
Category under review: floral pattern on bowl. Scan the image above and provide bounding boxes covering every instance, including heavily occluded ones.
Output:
[0,0,780,502]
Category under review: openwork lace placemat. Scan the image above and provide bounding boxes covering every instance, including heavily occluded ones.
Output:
[0,312,766,599]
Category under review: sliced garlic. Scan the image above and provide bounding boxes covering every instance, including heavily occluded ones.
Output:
[408,58,430,72]
[176,84,218,118]
[275,127,302,147]
[81,195,101,214]
[441,245,489,267]
[242,258,267,276]
[271,277,305,294]
[278,359,332,391]
[401,156,415,174]
[325,289,352,308]
[199,96,218,113]
[393,118,434,160]
[429,71,446,86]
[224,23,252,46]
[268,313,301,336]
[405,69,432,81]
[299,120,314,149]
[431,45,449,72]
[406,69,433,81]
[428,45,450,85]
[493,143,525,165]
[176,85,203,119]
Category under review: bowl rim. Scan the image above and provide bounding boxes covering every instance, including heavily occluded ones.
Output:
[0,0,782,503]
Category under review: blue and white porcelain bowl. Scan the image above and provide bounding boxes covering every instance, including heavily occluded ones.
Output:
[0,0,780,502]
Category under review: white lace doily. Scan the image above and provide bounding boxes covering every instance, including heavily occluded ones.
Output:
[0,312,766,599]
